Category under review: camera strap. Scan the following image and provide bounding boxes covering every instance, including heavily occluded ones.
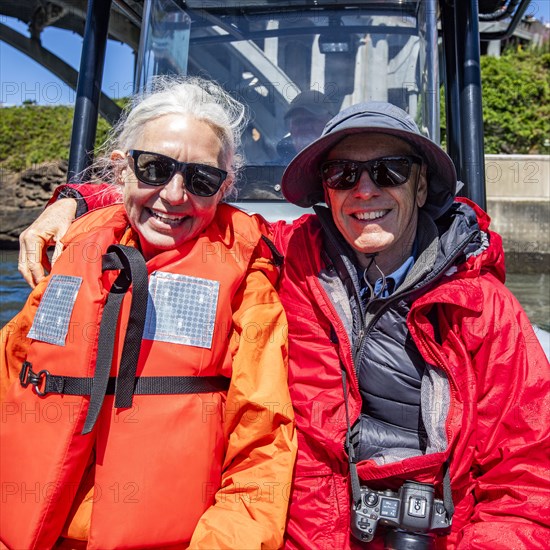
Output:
[341,368,455,521]
[341,367,363,507]
[442,460,455,518]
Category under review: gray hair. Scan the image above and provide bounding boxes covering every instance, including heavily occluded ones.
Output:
[90,76,248,200]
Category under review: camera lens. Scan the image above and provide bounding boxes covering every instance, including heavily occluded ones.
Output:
[384,530,435,550]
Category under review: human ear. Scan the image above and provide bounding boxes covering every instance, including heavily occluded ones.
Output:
[416,164,428,208]
[110,149,128,184]
[323,185,332,208]
[219,173,235,201]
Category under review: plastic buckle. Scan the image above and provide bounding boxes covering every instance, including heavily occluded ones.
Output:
[18,362,49,395]
[19,361,32,387]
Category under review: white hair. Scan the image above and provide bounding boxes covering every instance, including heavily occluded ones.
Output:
[88,76,248,200]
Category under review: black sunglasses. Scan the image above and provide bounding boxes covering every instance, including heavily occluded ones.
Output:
[128,149,228,197]
[321,155,422,190]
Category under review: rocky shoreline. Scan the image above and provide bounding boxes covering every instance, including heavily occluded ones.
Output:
[0,161,67,248]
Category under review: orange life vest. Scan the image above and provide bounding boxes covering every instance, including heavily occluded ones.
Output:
[1,204,268,549]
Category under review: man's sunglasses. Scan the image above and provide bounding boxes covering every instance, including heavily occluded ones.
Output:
[128,149,228,197]
[321,155,422,190]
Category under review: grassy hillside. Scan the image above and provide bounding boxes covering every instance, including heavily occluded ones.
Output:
[0,104,112,172]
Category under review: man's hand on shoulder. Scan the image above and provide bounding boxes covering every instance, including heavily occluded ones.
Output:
[18,198,77,288]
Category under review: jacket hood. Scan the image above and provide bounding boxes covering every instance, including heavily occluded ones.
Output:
[430,198,505,285]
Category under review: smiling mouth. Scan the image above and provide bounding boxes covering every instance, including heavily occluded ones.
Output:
[148,208,187,226]
[353,210,389,221]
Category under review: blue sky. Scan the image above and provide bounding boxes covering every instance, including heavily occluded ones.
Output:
[1,17,135,105]
[1,1,549,106]
[529,0,550,22]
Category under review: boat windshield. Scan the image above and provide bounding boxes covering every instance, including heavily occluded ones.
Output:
[135,0,439,204]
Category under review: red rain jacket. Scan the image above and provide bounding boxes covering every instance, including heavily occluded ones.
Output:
[272,199,549,549]
[53,185,550,548]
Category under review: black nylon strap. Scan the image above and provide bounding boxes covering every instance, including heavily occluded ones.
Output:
[82,245,148,434]
[19,363,230,396]
[102,251,124,271]
[442,460,455,519]
[111,245,149,409]
[341,368,363,507]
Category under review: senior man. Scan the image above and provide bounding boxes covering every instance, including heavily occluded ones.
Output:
[17,102,550,549]
[272,103,549,549]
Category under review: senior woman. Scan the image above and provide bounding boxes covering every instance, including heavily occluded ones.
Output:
[0,77,296,550]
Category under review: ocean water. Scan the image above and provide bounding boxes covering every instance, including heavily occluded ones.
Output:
[1,249,549,332]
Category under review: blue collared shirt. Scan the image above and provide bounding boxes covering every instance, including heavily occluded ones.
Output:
[358,243,417,302]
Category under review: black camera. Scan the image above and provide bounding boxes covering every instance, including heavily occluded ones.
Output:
[350,481,451,549]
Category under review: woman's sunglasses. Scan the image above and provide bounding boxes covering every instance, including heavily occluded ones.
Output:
[128,149,228,197]
[321,155,422,190]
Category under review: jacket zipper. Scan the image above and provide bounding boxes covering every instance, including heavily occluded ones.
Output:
[315,207,477,465]
[354,231,476,375]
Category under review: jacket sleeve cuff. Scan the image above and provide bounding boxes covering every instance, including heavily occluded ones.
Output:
[54,185,88,218]
[50,183,120,218]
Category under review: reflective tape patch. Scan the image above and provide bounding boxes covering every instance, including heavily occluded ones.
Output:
[27,275,83,346]
[144,272,220,348]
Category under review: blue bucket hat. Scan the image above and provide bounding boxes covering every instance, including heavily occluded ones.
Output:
[281,101,457,219]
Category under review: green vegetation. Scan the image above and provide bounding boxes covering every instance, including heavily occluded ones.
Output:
[0,105,112,172]
[0,45,548,171]
[440,45,549,154]
[480,46,550,154]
